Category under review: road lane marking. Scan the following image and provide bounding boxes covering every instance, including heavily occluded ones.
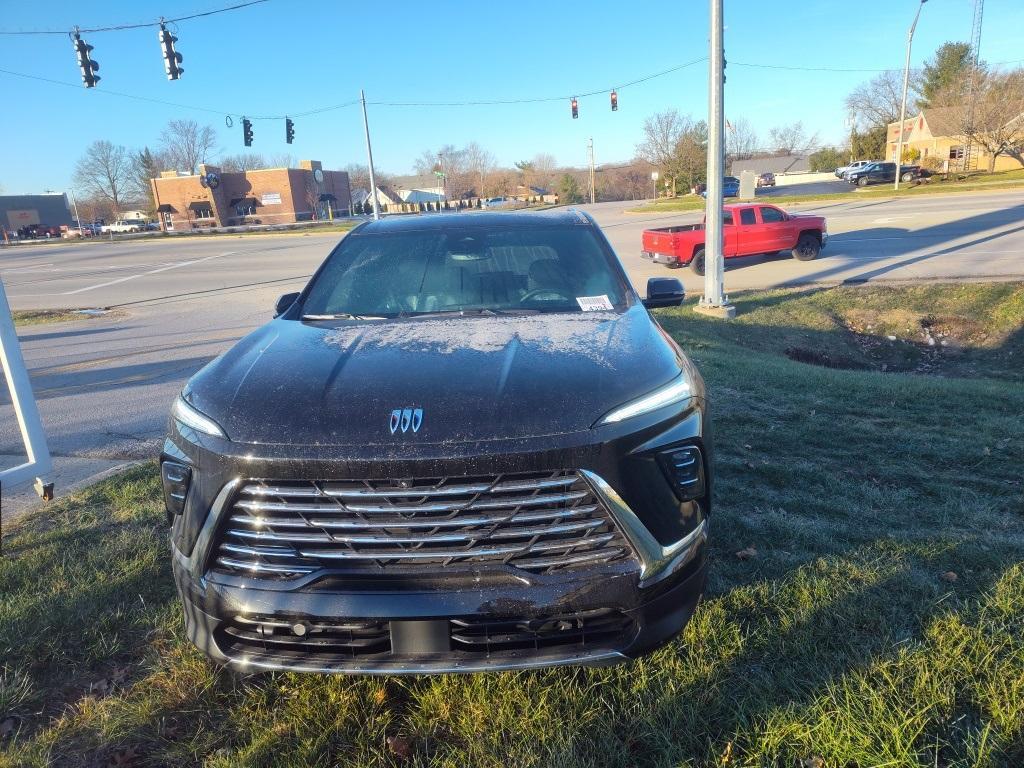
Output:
[60,252,235,295]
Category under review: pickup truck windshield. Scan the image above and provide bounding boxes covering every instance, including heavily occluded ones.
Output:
[300,225,628,318]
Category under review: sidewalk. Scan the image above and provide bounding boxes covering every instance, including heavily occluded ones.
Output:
[1,455,139,526]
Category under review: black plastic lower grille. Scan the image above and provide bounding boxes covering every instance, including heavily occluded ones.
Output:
[450,608,634,654]
[216,614,391,662]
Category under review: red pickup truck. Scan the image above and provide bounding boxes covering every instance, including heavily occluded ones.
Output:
[641,203,828,275]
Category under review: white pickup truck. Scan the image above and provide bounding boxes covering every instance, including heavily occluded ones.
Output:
[100,219,147,233]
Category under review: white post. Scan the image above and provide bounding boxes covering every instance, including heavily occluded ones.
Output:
[695,0,735,319]
[360,89,380,220]
[0,279,52,498]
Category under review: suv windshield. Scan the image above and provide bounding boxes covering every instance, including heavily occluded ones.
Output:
[300,225,628,318]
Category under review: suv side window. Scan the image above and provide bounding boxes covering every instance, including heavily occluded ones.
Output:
[739,208,756,225]
[759,207,785,223]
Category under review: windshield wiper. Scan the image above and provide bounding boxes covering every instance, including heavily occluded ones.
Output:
[396,308,541,319]
[301,313,385,320]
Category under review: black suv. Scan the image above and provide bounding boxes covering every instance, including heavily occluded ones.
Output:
[162,210,710,674]
[847,162,921,186]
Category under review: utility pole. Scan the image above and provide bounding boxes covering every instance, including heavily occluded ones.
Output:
[964,0,984,172]
[360,89,380,220]
[894,0,928,191]
[587,137,596,204]
[695,0,735,319]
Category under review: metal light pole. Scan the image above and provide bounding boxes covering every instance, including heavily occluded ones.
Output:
[587,137,596,204]
[360,89,380,220]
[695,0,735,319]
[894,0,928,191]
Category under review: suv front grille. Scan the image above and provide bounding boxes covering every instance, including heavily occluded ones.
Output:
[210,471,633,580]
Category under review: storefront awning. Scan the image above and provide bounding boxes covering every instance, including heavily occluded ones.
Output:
[229,197,259,207]
[156,203,175,213]
[188,201,212,210]
[318,193,337,202]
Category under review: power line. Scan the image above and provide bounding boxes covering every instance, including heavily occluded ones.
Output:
[0,0,269,35]
[365,58,708,106]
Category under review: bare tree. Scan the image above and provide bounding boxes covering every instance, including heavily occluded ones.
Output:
[159,119,218,174]
[768,121,820,154]
[269,153,297,169]
[939,68,1024,171]
[220,153,268,172]
[415,145,473,198]
[463,142,495,197]
[845,70,922,130]
[529,153,557,192]
[73,140,134,212]
[726,118,758,159]
[636,110,708,195]
[343,163,391,197]
[129,146,168,210]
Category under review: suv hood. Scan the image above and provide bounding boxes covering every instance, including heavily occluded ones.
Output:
[186,305,682,446]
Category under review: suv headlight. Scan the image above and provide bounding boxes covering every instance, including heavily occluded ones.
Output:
[596,373,692,425]
[172,395,227,438]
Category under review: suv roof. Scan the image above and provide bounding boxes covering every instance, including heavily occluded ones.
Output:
[356,210,593,234]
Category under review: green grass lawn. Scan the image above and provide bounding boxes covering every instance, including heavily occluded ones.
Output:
[2,283,1022,767]
[11,310,97,327]
[627,169,1024,214]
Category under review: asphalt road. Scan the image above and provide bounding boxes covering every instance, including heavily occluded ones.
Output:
[1,188,1022,516]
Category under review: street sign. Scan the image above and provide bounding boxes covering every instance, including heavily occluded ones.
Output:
[651,171,660,181]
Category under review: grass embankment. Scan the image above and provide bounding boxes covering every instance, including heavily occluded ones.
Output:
[627,168,1024,214]
[11,310,93,327]
[2,283,1023,767]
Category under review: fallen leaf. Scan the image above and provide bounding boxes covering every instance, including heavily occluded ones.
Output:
[801,758,825,768]
[0,717,17,739]
[387,735,413,760]
[719,740,733,764]
[941,571,958,583]
[735,547,758,560]
[372,687,387,705]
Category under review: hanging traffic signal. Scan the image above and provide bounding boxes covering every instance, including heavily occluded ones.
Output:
[285,117,295,144]
[159,23,183,80]
[242,118,253,147]
[610,90,618,111]
[72,32,100,88]
[571,97,578,119]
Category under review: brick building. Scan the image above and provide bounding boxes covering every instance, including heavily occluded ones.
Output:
[151,160,351,231]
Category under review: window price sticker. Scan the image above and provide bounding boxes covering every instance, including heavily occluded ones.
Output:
[576,295,614,312]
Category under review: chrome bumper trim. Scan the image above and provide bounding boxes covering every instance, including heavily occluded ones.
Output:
[224,648,627,676]
[580,470,707,587]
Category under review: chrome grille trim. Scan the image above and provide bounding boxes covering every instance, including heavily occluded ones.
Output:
[209,471,634,580]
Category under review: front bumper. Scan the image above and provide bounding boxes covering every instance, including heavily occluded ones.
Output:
[165,395,710,674]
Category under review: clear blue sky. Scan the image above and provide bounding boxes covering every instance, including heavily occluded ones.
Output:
[1,0,1022,194]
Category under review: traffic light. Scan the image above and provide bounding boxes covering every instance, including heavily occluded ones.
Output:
[72,32,100,88]
[242,118,254,147]
[610,90,618,111]
[159,24,183,80]
[285,118,295,144]
[571,97,578,119]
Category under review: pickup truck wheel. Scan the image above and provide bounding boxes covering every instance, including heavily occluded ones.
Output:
[690,249,706,276]
[857,177,869,187]
[901,171,915,182]
[792,234,820,261]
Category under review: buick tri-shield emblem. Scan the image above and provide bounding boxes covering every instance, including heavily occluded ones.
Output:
[389,407,423,434]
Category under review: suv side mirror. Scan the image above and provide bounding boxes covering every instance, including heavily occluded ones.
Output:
[643,277,685,309]
[275,292,300,316]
